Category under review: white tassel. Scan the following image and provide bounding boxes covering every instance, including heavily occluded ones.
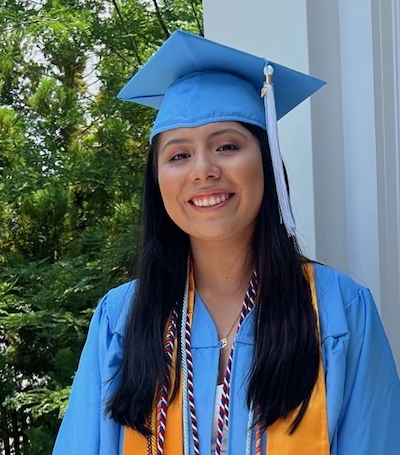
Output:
[262,64,296,237]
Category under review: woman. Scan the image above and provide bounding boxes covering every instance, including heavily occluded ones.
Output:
[53,31,400,455]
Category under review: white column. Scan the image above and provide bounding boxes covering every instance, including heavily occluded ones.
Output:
[371,0,400,367]
[307,0,381,293]
[307,0,400,370]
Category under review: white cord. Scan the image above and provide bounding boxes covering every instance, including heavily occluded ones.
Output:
[262,64,296,237]
[181,256,191,455]
[245,403,255,455]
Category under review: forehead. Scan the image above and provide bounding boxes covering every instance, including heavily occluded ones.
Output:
[157,121,253,146]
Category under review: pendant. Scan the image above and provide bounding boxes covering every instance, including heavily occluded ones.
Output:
[220,338,228,349]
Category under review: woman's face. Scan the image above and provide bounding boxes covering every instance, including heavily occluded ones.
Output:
[157,122,264,244]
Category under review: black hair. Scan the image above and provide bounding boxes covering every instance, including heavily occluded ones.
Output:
[106,123,320,435]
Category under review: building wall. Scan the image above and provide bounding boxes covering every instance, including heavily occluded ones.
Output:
[203,0,400,371]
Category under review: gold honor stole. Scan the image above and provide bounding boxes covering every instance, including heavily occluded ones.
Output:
[123,263,330,455]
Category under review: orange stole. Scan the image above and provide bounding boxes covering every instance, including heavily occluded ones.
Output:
[266,263,330,455]
[123,387,183,455]
[123,263,329,455]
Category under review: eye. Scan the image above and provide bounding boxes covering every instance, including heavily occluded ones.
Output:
[216,144,238,151]
[170,152,190,161]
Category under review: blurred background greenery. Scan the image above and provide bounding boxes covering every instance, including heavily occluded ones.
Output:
[0,1,203,453]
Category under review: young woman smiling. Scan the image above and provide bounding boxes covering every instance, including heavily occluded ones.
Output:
[157,122,264,245]
[53,31,400,455]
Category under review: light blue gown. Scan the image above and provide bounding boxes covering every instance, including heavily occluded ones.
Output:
[53,264,400,455]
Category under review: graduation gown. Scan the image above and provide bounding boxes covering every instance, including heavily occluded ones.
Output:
[52,263,400,455]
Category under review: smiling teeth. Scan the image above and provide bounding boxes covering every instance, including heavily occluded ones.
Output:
[192,194,230,207]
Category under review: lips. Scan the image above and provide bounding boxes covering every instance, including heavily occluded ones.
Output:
[190,193,233,208]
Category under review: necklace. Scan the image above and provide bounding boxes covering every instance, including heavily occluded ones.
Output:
[219,312,241,349]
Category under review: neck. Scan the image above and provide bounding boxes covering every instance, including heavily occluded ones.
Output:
[190,236,255,384]
[190,236,254,303]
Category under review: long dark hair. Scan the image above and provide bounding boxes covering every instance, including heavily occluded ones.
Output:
[107,122,320,434]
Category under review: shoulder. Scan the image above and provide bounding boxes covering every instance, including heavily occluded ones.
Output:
[312,265,400,453]
[312,263,375,340]
[52,282,136,454]
[99,279,137,337]
[312,262,367,305]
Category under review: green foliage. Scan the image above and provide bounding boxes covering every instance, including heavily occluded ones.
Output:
[0,0,203,453]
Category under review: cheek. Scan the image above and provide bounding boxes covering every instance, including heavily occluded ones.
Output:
[247,165,265,218]
[157,170,183,222]
[245,156,264,196]
[158,178,173,209]
[157,165,172,200]
[252,174,265,213]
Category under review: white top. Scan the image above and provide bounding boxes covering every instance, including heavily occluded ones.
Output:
[211,384,227,455]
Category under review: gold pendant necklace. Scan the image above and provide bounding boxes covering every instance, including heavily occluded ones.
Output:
[219,313,241,349]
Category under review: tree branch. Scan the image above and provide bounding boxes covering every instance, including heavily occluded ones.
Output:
[189,0,204,36]
[152,0,170,39]
[100,39,132,65]
[7,17,59,32]
[111,0,143,65]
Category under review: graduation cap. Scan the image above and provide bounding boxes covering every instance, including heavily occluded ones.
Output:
[118,30,326,236]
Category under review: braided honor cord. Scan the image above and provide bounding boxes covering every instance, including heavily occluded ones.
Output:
[156,306,178,455]
[153,267,260,455]
[185,271,259,455]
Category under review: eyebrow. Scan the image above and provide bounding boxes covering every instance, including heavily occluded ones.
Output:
[159,127,248,154]
[208,127,248,140]
[159,138,191,155]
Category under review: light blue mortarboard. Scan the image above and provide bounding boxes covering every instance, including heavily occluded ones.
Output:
[118,30,326,236]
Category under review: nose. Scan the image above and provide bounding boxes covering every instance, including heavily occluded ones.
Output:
[189,150,221,182]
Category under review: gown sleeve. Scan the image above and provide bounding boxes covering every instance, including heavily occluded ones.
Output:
[52,282,134,455]
[321,280,400,455]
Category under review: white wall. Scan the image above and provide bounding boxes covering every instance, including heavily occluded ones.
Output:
[371,0,400,368]
[203,0,400,371]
